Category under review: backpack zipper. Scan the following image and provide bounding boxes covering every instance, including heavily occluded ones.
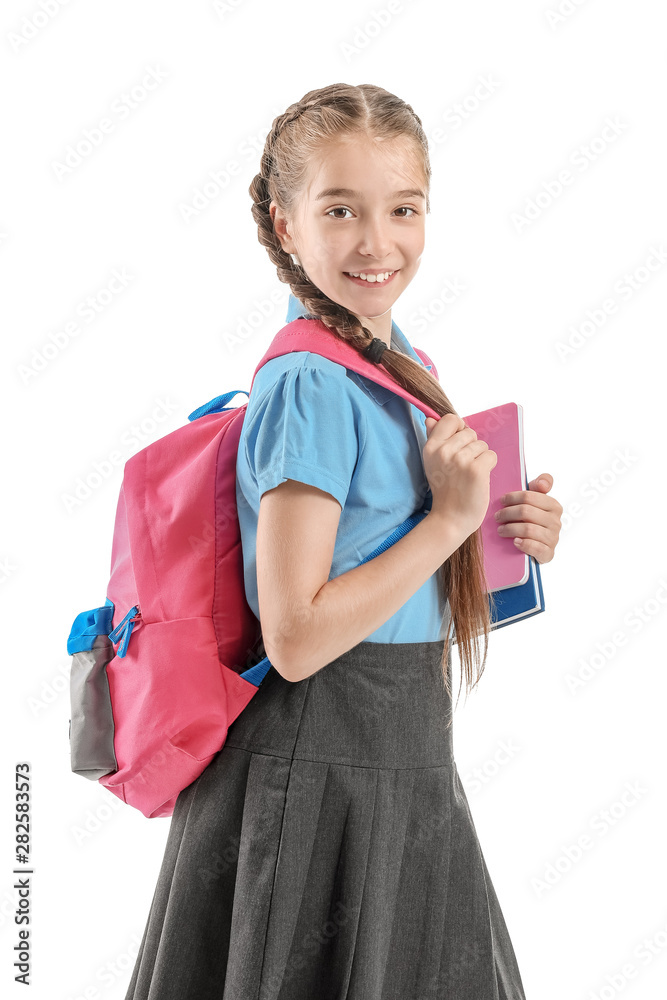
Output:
[109,604,142,658]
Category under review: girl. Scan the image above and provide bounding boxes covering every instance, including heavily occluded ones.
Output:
[125,83,562,1000]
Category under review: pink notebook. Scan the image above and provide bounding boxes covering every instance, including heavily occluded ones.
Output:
[462,402,529,593]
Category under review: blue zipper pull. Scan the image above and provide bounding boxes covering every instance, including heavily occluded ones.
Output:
[109,605,142,657]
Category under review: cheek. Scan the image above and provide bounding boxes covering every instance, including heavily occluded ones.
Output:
[410,232,425,257]
[324,236,349,261]
[406,246,424,272]
[298,244,331,274]
[316,230,344,259]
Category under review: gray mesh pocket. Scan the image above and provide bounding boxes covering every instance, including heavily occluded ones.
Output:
[69,633,118,779]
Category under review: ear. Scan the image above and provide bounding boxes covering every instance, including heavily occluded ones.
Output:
[270,203,295,253]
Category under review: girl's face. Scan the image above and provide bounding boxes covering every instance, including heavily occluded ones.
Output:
[271,135,427,338]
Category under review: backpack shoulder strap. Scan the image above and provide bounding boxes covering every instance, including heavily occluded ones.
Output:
[251,318,440,420]
[413,347,438,381]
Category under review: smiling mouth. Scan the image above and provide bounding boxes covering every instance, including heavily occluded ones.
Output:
[343,269,399,285]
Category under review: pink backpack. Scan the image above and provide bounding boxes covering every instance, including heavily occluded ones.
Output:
[66,317,440,818]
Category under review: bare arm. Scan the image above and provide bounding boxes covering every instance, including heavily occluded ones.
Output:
[257,479,462,682]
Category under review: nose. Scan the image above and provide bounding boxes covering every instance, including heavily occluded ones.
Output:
[356,215,394,259]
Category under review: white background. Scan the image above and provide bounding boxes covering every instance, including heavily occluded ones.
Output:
[1,1,666,998]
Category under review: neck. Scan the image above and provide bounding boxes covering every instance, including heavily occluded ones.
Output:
[350,311,391,345]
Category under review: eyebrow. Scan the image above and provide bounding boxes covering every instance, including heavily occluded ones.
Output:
[315,187,426,201]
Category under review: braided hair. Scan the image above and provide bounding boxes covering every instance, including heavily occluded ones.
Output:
[248,83,492,700]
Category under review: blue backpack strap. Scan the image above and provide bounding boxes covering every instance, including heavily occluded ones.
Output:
[240,657,273,686]
[359,492,433,564]
[188,390,249,421]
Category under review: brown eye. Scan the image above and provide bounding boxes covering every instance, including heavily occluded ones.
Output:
[326,207,353,219]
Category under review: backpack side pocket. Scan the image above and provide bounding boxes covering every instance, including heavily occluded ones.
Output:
[67,603,118,780]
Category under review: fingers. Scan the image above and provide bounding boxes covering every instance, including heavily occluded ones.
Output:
[495,508,561,565]
[424,414,471,453]
[496,501,561,529]
[510,532,555,564]
[528,473,554,492]
[498,491,563,517]
[425,413,464,435]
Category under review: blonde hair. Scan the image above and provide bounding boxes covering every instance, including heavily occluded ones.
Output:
[249,82,493,700]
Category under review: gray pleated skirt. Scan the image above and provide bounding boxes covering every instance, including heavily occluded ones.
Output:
[124,639,527,999]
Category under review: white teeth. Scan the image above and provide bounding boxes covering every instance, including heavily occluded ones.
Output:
[347,270,395,283]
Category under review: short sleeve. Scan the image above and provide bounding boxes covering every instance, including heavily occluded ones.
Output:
[243,363,362,509]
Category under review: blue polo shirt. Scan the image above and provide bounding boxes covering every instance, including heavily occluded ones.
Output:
[235,293,450,644]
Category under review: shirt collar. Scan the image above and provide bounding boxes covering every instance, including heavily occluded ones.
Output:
[285,292,430,406]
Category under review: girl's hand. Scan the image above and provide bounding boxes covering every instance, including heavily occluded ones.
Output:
[494,473,563,564]
[424,414,498,543]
